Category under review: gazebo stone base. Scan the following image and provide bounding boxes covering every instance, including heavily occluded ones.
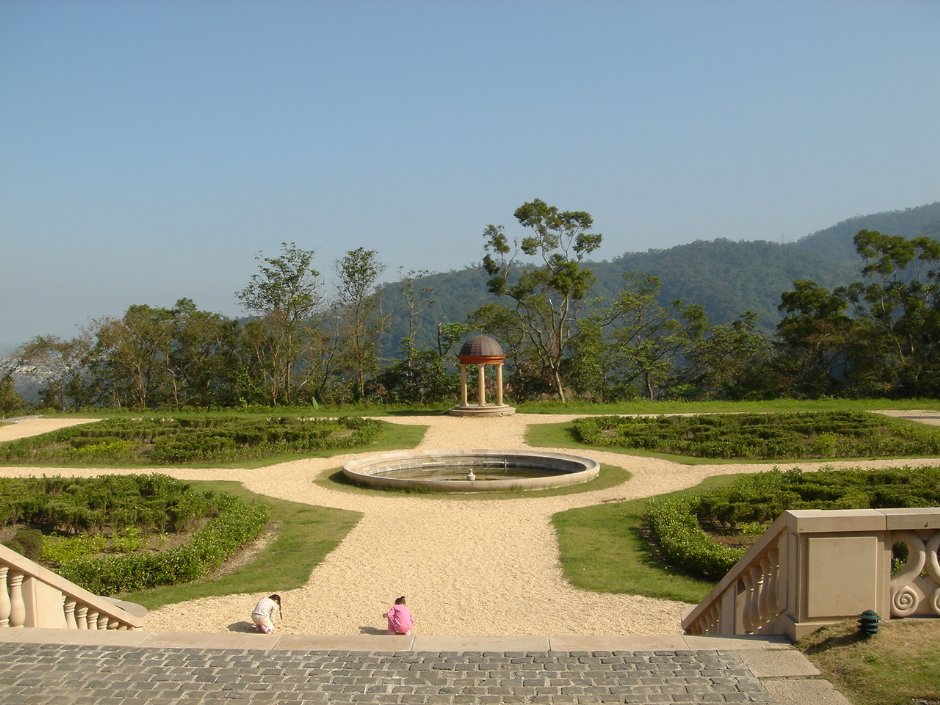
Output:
[448,404,516,417]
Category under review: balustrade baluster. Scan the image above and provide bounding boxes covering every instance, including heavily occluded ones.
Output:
[64,599,77,629]
[87,611,99,630]
[0,566,9,628]
[707,604,720,634]
[8,572,25,628]
[767,546,783,614]
[75,605,88,629]
[758,555,773,623]
[750,565,765,631]
[741,572,755,632]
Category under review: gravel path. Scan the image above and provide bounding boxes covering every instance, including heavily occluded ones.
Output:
[1,411,938,637]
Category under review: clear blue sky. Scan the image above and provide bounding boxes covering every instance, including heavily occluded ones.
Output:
[2,1,939,352]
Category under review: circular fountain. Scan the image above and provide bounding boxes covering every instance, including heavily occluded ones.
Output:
[342,449,599,492]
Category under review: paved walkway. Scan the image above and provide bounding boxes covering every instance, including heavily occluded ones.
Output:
[0,630,852,705]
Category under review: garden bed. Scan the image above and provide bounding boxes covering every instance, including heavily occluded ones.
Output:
[0,415,381,466]
[574,411,940,459]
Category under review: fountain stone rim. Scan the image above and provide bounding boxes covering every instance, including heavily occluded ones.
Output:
[342,449,600,492]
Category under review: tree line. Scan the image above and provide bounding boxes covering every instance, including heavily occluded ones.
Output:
[2,200,938,411]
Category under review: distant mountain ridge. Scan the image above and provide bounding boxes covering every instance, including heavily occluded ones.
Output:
[378,201,940,355]
[794,201,940,261]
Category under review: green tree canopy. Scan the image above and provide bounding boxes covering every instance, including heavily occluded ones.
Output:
[481,198,603,402]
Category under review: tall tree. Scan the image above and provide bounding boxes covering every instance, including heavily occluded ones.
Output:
[0,353,27,414]
[845,230,940,395]
[333,248,388,401]
[235,242,322,405]
[397,268,434,369]
[16,333,94,410]
[482,199,603,402]
[774,279,854,396]
[167,298,240,407]
[379,270,467,404]
[686,312,772,400]
[88,306,177,408]
[605,273,707,400]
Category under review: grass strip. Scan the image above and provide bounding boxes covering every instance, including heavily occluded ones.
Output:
[552,475,740,604]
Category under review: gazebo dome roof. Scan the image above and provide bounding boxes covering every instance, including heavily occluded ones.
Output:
[458,335,505,362]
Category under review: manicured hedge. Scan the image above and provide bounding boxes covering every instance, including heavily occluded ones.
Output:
[645,466,940,580]
[694,466,940,530]
[645,496,743,580]
[575,411,940,459]
[56,495,270,594]
[0,474,220,535]
[0,474,270,595]
[0,415,381,466]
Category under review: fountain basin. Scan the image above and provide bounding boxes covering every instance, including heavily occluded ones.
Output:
[342,449,599,492]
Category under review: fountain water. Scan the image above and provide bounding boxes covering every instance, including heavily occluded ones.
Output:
[342,450,599,492]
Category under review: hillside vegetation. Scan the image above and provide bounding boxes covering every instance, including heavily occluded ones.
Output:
[379,201,940,352]
[5,200,938,410]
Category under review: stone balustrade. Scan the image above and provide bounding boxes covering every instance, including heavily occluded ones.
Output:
[0,544,144,631]
[682,507,940,640]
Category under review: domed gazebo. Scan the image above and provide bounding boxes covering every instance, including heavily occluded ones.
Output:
[449,335,515,416]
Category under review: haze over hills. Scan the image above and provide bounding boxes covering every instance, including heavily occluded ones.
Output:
[378,201,940,356]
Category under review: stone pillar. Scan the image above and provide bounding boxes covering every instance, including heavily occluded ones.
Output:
[459,365,468,406]
[496,364,504,406]
[477,365,486,406]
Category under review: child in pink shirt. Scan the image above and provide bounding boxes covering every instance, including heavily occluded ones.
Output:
[384,595,415,635]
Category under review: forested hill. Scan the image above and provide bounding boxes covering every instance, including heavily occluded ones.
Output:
[378,201,940,355]
[794,201,940,261]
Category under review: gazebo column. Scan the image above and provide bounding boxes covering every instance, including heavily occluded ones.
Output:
[459,365,468,406]
[450,334,514,416]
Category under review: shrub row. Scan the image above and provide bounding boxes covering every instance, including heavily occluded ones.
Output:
[645,496,744,580]
[645,466,940,581]
[56,495,270,595]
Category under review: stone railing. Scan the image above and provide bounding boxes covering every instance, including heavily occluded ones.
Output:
[0,543,145,630]
[682,507,940,641]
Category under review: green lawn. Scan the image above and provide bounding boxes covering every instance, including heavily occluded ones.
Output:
[798,619,940,705]
[552,475,739,603]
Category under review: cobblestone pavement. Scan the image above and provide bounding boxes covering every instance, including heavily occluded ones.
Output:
[0,643,774,705]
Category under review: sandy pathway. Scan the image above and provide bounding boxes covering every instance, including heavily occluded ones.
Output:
[1,412,938,636]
